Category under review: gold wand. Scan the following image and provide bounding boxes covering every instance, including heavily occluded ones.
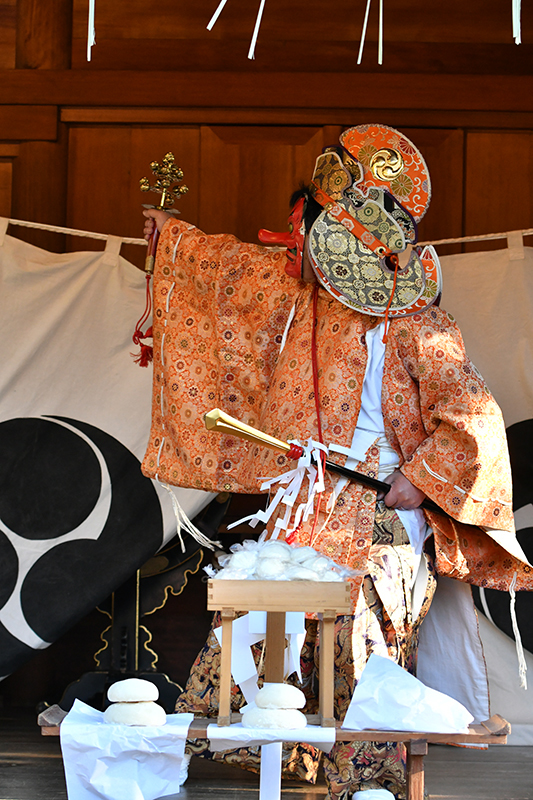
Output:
[204,408,443,514]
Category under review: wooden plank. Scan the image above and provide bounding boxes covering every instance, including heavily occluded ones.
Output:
[70,0,533,45]
[1,72,533,112]
[11,126,69,252]
[40,726,61,736]
[66,125,200,268]
[217,608,234,726]
[69,38,533,75]
[41,718,509,745]
[0,2,15,70]
[0,105,57,141]
[264,612,286,683]
[207,580,352,613]
[39,711,509,745]
[16,0,72,69]
[406,739,428,800]
[198,124,325,243]
[318,610,336,727]
[464,130,533,249]
[0,143,19,156]
[0,159,12,216]
[60,106,533,130]
[405,128,464,255]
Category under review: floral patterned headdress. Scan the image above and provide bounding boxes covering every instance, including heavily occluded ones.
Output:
[307,124,442,318]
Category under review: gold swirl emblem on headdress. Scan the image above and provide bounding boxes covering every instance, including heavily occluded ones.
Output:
[369,148,404,181]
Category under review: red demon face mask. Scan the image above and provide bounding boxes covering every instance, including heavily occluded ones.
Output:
[258,197,306,279]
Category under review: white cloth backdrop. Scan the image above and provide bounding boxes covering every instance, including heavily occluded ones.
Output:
[0,226,212,679]
[441,242,533,744]
[1,225,531,739]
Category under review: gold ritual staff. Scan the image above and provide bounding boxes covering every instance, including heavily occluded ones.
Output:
[204,409,442,514]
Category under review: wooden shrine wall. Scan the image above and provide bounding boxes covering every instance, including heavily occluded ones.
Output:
[0,1,531,259]
[2,104,533,264]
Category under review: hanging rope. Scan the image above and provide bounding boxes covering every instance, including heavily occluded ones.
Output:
[87,0,96,61]
[2,217,147,245]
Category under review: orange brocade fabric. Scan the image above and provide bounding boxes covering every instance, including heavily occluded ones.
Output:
[142,219,532,596]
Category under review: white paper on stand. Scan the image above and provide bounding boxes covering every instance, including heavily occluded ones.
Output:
[213,611,306,702]
[206,722,336,753]
[60,699,194,800]
[214,614,260,688]
[342,654,474,734]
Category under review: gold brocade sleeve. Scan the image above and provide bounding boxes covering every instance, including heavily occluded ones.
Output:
[384,307,514,532]
[141,219,296,492]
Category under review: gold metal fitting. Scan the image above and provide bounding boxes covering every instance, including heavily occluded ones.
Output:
[140,152,188,210]
[369,148,404,181]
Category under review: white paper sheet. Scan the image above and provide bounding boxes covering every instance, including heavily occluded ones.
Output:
[60,699,193,800]
[342,654,474,734]
[206,721,336,753]
[213,612,306,702]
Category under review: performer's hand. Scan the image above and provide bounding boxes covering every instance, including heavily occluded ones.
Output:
[143,209,172,240]
[379,470,426,510]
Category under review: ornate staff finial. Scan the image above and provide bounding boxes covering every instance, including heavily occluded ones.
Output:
[132,153,189,368]
[140,152,189,212]
[140,152,188,274]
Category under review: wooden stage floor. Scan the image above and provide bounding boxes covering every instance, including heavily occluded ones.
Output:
[1,709,532,800]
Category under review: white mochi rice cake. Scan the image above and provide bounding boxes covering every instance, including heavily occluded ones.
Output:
[104,678,167,726]
[241,682,307,729]
[241,706,307,729]
[255,682,305,709]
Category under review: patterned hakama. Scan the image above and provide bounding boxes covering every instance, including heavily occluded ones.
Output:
[176,508,435,799]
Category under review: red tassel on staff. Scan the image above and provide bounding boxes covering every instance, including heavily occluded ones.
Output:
[131,273,153,366]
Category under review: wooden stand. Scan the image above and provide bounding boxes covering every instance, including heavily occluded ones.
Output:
[207,579,352,727]
[39,577,511,800]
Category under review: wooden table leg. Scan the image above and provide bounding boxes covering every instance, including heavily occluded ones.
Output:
[218,607,235,726]
[406,739,428,800]
[264,611,286,683]
[318,609,336,727]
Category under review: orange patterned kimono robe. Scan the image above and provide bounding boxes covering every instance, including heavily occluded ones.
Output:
[142,219,531,799]
[142,219,531,597]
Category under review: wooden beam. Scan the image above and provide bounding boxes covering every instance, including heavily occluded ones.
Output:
[0,71,532,112]
[70,39,533,76]
[60,106,533,130]
[0,105,57,141]
[16,0,72,69]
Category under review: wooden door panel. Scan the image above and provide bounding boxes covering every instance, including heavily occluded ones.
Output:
[198,125,341,244]
[67,126,200,267]
[465,131,533,251]
[0,160,12,216]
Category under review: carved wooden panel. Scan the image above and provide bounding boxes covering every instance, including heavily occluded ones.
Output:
[67,126,201,266]
[465,131,533,250]
[66,124,344,264]
[198,125,341,243]
[0,160,12,216]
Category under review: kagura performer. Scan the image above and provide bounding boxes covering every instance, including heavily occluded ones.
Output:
[142,125,531,800]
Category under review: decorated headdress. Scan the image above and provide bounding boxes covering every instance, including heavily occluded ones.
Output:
[307,124,441,317]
